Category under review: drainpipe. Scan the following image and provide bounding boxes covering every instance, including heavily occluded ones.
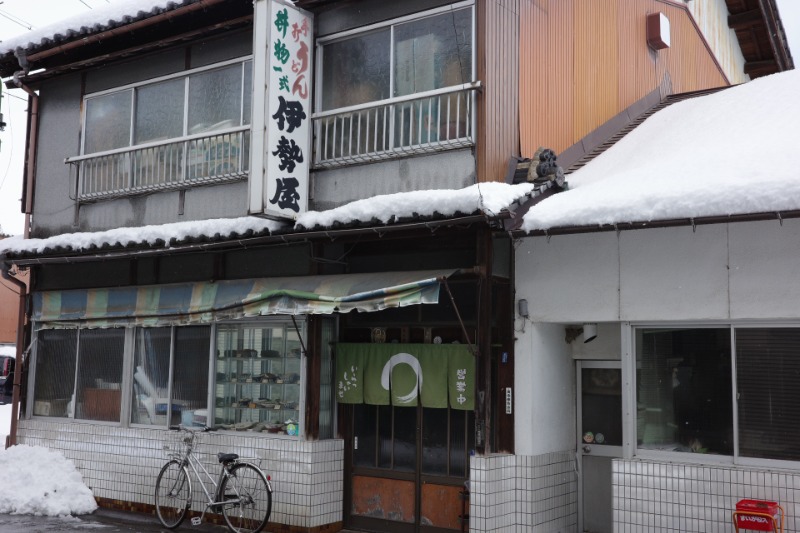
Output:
[1,262,27,448]
[12,49,38,239]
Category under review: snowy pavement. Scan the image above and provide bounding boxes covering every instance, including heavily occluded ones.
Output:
[0,508,227,532]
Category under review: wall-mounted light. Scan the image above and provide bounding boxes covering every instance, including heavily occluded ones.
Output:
[565,323,598,344]
[518,299,529,319]
[646,12,670,51]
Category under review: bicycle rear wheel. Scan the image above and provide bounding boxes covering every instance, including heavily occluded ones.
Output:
[155,460,191,528]
[219,463,272,533]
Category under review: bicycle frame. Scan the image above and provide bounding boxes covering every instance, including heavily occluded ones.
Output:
[166,429,273,524]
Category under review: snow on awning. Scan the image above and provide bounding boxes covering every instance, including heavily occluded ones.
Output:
[33,270,456,328]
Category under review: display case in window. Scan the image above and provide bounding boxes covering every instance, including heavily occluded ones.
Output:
[215,322,303,436]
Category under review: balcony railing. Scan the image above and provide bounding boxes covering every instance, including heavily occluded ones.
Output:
[312,82,481,169]
[67,127,250,200]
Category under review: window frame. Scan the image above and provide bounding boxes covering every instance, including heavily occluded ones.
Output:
[79,56,254,159]
[628,321,800,469]
[314,0,476,114]
[27,317,311,440]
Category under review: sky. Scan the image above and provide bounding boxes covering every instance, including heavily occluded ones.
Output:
[0,0,799,237]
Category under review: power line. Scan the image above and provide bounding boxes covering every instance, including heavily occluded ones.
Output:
[78,0,92,8]
[3,91,27,103]
[0,6,33,31]
[0,95,13,192]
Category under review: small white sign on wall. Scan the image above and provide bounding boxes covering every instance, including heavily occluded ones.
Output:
[249,0,313,220]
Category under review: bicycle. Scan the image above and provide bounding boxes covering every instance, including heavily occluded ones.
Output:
[155,425,272,533]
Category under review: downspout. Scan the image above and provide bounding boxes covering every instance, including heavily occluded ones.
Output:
[1,262,27,448]
[12,49,38,239]
[3,49,38,447]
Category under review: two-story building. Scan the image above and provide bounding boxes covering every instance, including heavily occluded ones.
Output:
[0,0,792,531]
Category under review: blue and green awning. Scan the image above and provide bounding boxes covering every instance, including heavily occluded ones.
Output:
[32,269,455,328]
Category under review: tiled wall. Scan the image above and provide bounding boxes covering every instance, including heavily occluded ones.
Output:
[615,459,799,532]
[16,419,343,529]
[470,450,577,532]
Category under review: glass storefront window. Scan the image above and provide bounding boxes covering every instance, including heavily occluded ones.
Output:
[215,322,303,436]
[131,326,211,427]
[636,328,733,455]
[33,329,78,418]
[736,327,800,461]
[74,328,125,422]
[33,318,314,438]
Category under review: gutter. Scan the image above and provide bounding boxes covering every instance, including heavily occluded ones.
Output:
[1,262,27,448]
[510,209,800,238]
[12,51,38,238]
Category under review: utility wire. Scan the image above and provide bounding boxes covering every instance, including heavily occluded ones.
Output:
[78,0,92,8]
[0,96,13,192]
[3,91,26,103]
[0,6,33,31]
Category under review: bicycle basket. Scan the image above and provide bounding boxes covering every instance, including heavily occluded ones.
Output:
[163,428,198,457]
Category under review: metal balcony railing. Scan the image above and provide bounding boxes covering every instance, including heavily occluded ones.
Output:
[67,127,250,200]
[312,82,480,169]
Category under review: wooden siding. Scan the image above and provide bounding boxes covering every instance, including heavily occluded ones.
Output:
[476,0,521,183]
[519,0,730,157]
[0,270,26,344]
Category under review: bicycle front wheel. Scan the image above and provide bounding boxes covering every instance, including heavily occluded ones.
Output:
[220,463,272,533]
[155,460,191,529]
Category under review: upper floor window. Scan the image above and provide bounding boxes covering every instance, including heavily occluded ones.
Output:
[314,3,478,168]
[72,59,253,199]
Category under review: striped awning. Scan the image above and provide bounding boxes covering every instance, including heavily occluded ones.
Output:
[33,270,455,328]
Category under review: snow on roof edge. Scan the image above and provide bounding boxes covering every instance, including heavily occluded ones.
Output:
[0,1,196,59]
[0,182,536,258]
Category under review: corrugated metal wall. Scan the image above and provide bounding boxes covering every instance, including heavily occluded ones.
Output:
[518,0,730,158]
[476,0,520,183]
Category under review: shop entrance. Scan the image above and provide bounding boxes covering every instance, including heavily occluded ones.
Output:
[577,360,623,533]
[344,403,473,533]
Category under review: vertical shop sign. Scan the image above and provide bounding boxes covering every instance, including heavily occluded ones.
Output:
[249,0,313,219]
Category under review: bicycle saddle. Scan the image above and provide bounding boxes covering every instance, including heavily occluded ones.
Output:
[217,453,239,463]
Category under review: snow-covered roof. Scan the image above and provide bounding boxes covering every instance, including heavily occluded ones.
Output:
[0,182,540,258]
[522,69,800,233]
[0,1,196,58]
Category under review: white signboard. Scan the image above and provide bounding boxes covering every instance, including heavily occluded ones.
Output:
[249,0,313,220]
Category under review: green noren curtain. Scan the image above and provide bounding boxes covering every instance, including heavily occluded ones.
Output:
[32,270,455,329]
[335,343,475,410]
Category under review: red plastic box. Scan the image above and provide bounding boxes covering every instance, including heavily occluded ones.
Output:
[734,499,782,532]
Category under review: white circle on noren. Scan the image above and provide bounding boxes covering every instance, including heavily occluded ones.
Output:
[380,352,423,403]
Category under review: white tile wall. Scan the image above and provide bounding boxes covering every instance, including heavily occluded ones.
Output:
[615,459,797,532]
[470,451,577,533]
[16,419,343,529]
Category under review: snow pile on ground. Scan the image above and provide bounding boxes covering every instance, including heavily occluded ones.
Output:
[0,403,10,444]
[296,182,535,229]
[0,346,13,443]
[0,445,97,516]
[522,69,800,231]
[0,0,191,56]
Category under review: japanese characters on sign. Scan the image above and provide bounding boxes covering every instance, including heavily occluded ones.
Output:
[262,1,313,219]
